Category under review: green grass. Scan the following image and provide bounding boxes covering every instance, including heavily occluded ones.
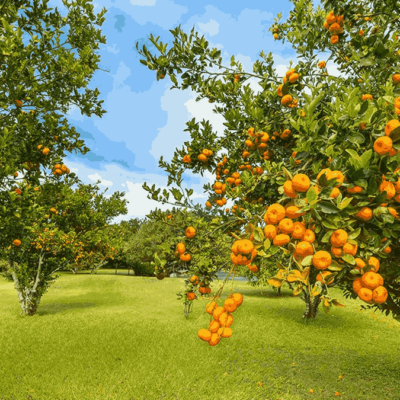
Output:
[0,269,399,400]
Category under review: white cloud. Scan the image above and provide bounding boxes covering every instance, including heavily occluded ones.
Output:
[198,19,219,36]
[106,44,120,54]
[88,172,114,187]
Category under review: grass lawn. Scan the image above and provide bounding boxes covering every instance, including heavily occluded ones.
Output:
[0,269,399,400]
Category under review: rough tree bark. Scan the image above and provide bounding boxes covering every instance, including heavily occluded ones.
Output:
[10,256,44,316]
[302,289,322,319]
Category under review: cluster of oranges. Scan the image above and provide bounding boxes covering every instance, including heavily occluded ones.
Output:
[374,118,400,156]
[174,226,197,263]
[37,144,50,155]
[264,167,394,304]
[182,149,213,164]
[277,69,299,108]
[198,292,243,346]
[233,74,240,83]
[176,242,191,262]
[230,239,258,272]
[187,275,212,298]
[212,181,227,207]
[243,127,276,160]
[324,11,345,45]
[352,258,388,304]
[197,149,213,163]
[52,163,70,176]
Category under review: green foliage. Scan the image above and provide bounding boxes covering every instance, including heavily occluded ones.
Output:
[136,0,400,320]
[0,0,117,315]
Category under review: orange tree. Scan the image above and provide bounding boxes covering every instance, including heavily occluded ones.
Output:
[38,179,128,275]
[125,207,231,315]
[0,0,112,315]
[0,0,107,183]
[1,179,83,315]
[0,177,127,315]
[137,0,400,342]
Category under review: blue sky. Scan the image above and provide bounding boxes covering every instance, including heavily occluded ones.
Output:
[35,0,328,221]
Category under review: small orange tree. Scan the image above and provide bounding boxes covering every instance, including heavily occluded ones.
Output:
[137,0,400,337]
[137,207,231,317]
[0,178,127,315]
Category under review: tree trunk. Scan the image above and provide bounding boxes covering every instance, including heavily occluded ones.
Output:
[302,290,322,319]
[18,288,42,316]
[11,271,42,316]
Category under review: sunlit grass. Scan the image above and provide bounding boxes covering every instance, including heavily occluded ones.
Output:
[0,269,399,400]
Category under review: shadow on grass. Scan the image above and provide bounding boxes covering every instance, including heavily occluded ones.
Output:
[37,301,97,315]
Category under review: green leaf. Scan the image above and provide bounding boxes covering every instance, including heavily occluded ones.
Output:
[348,132,365,145]
[264,238,271,251]
[322,220,337,229]
[301,255,313,266]
[306,186,318,203]
[348,227,361,239]
[342,254,355,265]
[321,229,334,243]
[389,126,400,143]
[308,92,325,115]
[360,150,372,168]
[339,197,353,210]
[318,202,339,214]
[382,213,395,224]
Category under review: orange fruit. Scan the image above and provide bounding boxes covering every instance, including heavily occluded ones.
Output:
[292,222,306,239]
[368,257,380,272]
[385,119,400,136]
[372,286,388,304]
[361,271,384,290]
[356,207,373,220]
[209,333,221,346]
[358,287,373,303]
[219,312,233,327]
[185,226,196,238]
[198,329,212,342]
[209,320,221,333]
[313,251,332,270]
[303,229,315,243]
[213,306,226,322]
[330,229,348,247]
[264,224,277,240]
[286,206,304,219]
[273,234,290,246]
[343,242,357,256]
[217,327,233,338]
[278,218,294,234]
[266,203,286,224]
[283,181,296,198]
[292,174,311,192]
[224,299,237,313]
[379,181,395,199]
[352,277,364,293]
[296,241,314,257]
[231,293,243,307]
[374,137,392,155]
[176,242,185,254]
